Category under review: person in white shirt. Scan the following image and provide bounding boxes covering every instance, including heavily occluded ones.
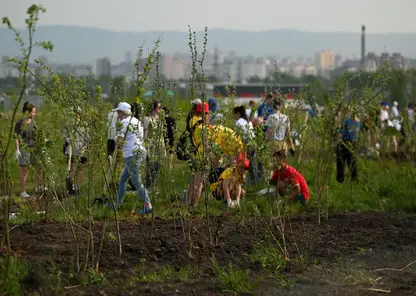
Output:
[107,103,118,157]
[115,102,152,214]
[233,105,254,143]
[379,102,390,129]
[265,100,295,157]
[391,101,400,119]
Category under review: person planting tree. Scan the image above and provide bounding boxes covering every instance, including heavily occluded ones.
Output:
[186,102,245,210]
[114,102,152,214]
[270,150,309,205]
[209,157,250,209]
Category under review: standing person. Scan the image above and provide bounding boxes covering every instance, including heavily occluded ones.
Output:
[115,102,152,214]
[391,101,400,119]
[336,112,360,183]
[162,107,176,168]
[270,150,309,205]
[257,93,275,121]
[107,103,118,157]
[233,106,255,184]
[265,100,295,157]
[14,102,45,198]
[64,107,89,196]
[208,97,223,125]
[143,100,165,189]
[245,100,258,120]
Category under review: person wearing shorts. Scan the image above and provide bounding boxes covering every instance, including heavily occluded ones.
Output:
[14,102,45,198]
[270,150,309,205]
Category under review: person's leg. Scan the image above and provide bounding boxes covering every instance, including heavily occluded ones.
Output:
[117,160,130,205]
[349,145,358,182]
[222,178,233,208]
[126,155,152,209]
[336,143,345,183]
[187,171,203,207]
[278,181,287,196]
[19,166,28,194]
[294,193,308,206]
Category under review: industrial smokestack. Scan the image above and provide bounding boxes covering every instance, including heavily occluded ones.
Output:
[361,25,366,69]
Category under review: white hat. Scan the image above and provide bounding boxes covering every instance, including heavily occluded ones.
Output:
[115,102,131,114]
[192,98,202,105]
[393,101,398,106]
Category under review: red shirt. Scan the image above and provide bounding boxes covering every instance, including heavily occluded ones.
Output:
[271,165,309,200]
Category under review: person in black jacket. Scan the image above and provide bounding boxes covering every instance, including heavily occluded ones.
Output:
[162,107,176,168]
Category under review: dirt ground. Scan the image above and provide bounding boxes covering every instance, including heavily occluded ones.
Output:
[3,212,416,295]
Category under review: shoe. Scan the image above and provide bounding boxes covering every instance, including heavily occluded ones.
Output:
[20,192,30,198]
[36,186,48,193]
[137,207,153,215]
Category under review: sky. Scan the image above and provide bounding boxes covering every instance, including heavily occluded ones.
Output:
[1,0,415,33]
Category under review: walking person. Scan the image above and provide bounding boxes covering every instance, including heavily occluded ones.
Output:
[336,112,360,183]
[233,106,255,184]
[143,100,165,189]
[14,101,45,198]
[115,102,152,214]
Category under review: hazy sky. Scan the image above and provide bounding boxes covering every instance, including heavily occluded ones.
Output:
[1,0,415,33]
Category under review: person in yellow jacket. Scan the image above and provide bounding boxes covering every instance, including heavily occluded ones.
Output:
[187,102,245,209]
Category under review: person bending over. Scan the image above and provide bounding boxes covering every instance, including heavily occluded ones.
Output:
[209,157,250,209]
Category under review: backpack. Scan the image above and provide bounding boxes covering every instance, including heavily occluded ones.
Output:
[176,119,203,161]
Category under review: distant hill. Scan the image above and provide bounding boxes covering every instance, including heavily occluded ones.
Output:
[1,25,416,64]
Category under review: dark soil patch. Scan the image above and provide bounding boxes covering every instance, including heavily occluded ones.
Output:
[3,212,416,295]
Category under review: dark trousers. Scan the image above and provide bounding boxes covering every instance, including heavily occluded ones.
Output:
[145,158,161,189]
[336,141,358,183]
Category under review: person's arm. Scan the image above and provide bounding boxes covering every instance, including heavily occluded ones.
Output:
[14,122,21,159]
[116,120,127,147]
[289,183,301,200]
[143,116,149,138]
[285,118,295,151]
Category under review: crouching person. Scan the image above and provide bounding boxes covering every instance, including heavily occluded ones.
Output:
[209,157,250,209]
[270,150,309,205]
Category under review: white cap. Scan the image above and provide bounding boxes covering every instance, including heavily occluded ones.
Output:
[192,98,202,105]
[115,102,131,114]
[393,101,398,106]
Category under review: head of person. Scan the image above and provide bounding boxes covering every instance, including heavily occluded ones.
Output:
[233,105,248,121]
[265,92,274,105]
[208,98,219,113]
[273,150,288,169]
[252,116,264,127]
[408,103,413,109]
[149,100,162,115]
[22,101,35,119]
[248,100,256,108]
[381,101,388,110]
[272,99,283,113]
[194,102,210,123]
[393,101,398,107]
[162,106,170,118]
[115,102,132,120]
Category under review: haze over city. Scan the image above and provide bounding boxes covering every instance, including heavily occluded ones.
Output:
[1,0,416,33]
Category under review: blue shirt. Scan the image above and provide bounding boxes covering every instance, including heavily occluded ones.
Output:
[340,118,360,141]
[257,103,274,120]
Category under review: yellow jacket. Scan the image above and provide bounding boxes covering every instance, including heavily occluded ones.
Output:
[190,116,244,157]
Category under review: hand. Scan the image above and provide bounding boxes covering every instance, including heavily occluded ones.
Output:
[15,150,21,160]
[289,148,295,157]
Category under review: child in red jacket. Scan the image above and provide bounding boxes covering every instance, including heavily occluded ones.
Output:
[270,150,309,205]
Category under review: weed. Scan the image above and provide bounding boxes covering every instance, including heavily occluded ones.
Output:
[212,256,253,295]
[0,256,30,295]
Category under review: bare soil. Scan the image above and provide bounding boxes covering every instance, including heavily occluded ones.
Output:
[3,212,416,295]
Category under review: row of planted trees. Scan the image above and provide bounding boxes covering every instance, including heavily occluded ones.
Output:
[1,4,415,294]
